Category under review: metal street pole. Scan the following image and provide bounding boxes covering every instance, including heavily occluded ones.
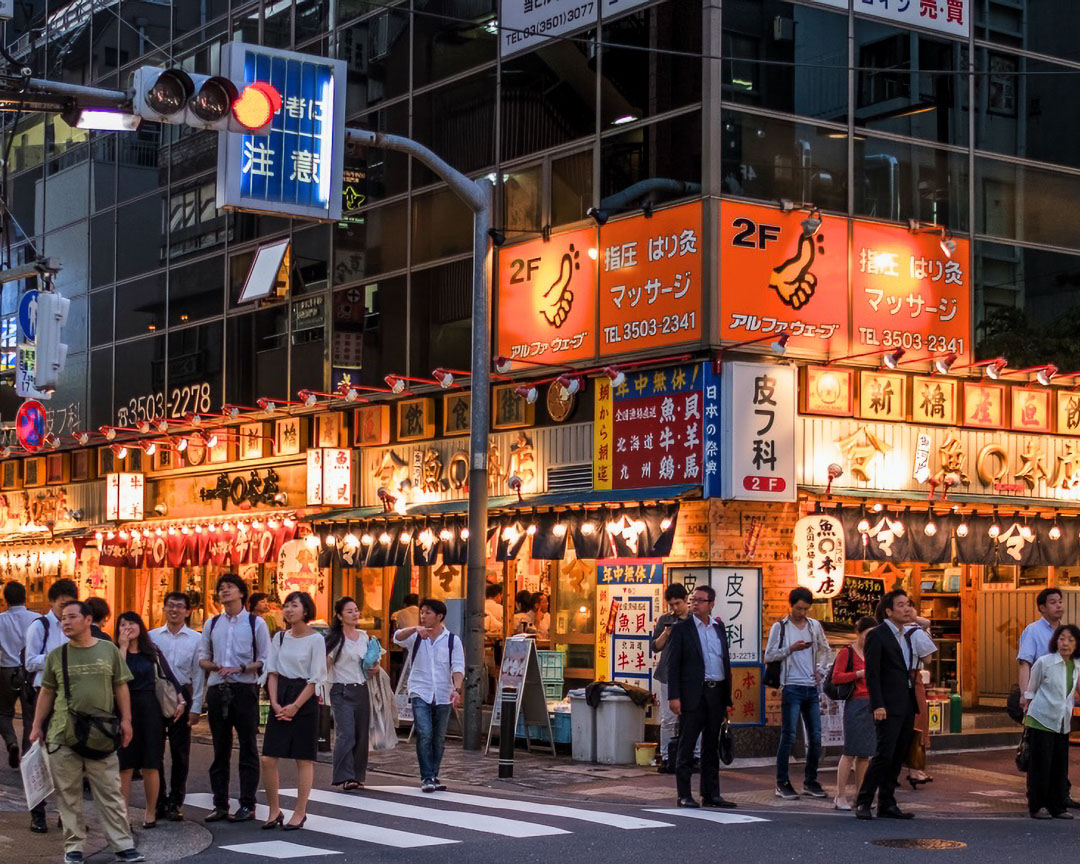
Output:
[345,129,492,751]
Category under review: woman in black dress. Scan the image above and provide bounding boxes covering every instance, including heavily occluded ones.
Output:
[116,611,184,828]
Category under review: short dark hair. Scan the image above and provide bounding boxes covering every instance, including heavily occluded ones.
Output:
[164,592,190,609]
[856,615,877,634]
[878,589,909,621]
[485,584,503,599]
[3,581,26,606]
[420,598,448,620]
[664,583,688,602]
[692,584,716,603]
[789,587,814,607]
[248,592,268,612]
[1037,587,1063,610]
[404,593,419,606]
[215,573,248,603]
[61,599,91,618]
[1051,624,1080,659]
[48,578,79,602]
[283,591,316,623]
[86,596,110,624]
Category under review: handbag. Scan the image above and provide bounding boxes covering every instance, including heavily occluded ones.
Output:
[60,645,121,761]
[368,666,398,751]
[1005,684,1025,724]
[153,650,182,720]
[1015,727,1031,773]
[823,646,856,702]
[763,618,787,689]
[718,719,735,766]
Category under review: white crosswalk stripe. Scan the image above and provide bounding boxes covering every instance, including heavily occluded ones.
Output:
[278,787,570,837]
[365,784,675,830]
[219,840,342,859]
[646,808,768,825]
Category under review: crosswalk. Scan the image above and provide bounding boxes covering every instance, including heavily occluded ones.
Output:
[186,786,768,859]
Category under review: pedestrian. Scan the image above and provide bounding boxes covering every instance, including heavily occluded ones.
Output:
[325,596,374,791]
[0,580,37,769]
[116,611,184,829]
[665,585,736,809]
[903,616,937,790]
[389,593,420,687]
[249,592,281,638]
[87,597,112,643]
[651,583,692,772]
[260,591,326,832]
[28,599,145,863]
[764,586,830,800]
[532,593,550,641]
[855,589,918,821]
[511,590,535,634]
[1017,587,1077,807]
[831,616,877,811]
[484,584,504,640]
[392,598,464,793]
[197,573,271,824]
[23,576,78,833]
[1022,623,1080,820]
[149,592,204,821]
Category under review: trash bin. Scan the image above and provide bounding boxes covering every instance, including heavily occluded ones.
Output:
[568,688,595,763]
[595,687,645,765]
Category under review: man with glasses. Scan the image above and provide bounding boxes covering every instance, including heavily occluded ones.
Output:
[150,592,204,822]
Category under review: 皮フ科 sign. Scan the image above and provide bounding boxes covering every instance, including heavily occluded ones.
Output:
[721,361,796,501]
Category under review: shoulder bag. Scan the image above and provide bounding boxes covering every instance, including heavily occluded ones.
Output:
[153,649,183,719]
[763,619,787,689]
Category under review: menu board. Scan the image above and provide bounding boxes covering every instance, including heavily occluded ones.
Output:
[831,576,884,626]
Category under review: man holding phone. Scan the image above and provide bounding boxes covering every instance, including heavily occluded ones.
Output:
[652,583,693,772]
[764,587,830,801]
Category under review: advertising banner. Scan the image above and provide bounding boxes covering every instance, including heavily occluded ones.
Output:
[817,0,969,39]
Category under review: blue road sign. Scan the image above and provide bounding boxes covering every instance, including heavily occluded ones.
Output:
[18,289,38,343]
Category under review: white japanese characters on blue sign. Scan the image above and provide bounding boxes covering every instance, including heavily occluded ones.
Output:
[217,43,345,221]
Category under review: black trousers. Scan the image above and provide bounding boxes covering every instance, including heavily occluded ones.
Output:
[856,706,915,811]
[1027,727,1070,816]
[676,684,724,800]
[0,666,31,753]
[207,684,260,810]
[159,717,192,809]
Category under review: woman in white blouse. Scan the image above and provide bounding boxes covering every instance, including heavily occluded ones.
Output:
[260,591,327,831]
[325,596,375,790]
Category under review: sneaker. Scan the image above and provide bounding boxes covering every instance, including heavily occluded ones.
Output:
[421,780,437,793]
[115,850,146,863]
[803,781,827,799]
[432,778,447,792]
[63,853,84,864]
[775,782,800,800]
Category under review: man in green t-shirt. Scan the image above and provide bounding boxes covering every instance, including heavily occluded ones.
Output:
[29,600,144,864]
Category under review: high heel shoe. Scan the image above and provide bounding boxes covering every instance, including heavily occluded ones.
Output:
[283,816,307,832]
[262,812,284,830]
[906,776,931,791]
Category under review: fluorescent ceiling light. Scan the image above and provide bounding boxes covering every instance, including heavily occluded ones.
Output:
[73,109,141,131]
[612,114,638,126]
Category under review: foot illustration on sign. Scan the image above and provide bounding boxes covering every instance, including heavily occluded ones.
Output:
[540,244,579,328]
[768,230,824,310]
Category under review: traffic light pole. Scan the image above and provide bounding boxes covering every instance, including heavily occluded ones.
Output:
[345,128,492,752]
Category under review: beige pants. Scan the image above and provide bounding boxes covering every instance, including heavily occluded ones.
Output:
[48,745,134,855]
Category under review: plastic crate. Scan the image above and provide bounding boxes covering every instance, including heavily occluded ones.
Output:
[543,680,564,701]
[516,711,571,744]
[537,649,565,682]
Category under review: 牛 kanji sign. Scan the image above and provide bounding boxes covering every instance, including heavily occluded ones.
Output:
[594,560,662,713]
[496,227,598,368]
[792,515,846,599]
[721,361,796,501]
[851,222,970,367]
[598,201,702,356]
[817,0,968,39]
[594,363,703,490]
[217,43,346,221]
[719,200,850,356]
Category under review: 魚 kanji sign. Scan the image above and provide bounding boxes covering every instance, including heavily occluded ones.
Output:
[721,361,796,501]
[595,559,662,714]
[217,43,346,221]
[792,515,846,599]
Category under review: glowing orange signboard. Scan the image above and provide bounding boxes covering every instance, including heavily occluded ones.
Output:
[495,227,598,368]
[718,200,849,355]
[851,222,970,366]
[597,201,702,356]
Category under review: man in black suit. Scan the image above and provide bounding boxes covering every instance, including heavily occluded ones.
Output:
[856,589,917,820]
[666,585,736,809]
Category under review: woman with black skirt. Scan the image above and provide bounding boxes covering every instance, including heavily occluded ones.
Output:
[261,591,327,831]
[116,611,184,828]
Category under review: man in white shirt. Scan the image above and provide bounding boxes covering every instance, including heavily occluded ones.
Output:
[197,574,270,824]
[23,577,78,834]
[150,592,205,822]
[393,598,465,793]
[0,581,38,768]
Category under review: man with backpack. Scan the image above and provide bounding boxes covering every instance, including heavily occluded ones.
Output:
[392,598,465,793]
[0,581,38,769]
[29,599,144,863]
[197,573,270,824]
[23,577,78,833]
[765,586,830,801]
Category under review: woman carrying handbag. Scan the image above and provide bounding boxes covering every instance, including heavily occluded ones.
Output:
[830,616,876,811]
[324,596,379,791]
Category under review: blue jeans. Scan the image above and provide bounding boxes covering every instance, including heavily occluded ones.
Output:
[776,684,821,786]
[411,698,452,782]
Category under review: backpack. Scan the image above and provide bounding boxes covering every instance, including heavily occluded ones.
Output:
[206,612,260,665]
[823,645,856,701]
[763,618,787,689]
[18,616,51,692]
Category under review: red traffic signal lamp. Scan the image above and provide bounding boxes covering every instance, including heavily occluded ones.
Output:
[233,82,282,132]
[130,66,280,134]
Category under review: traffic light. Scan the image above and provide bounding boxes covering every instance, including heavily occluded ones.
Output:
[33,291,69,393]
[129,66,281,134]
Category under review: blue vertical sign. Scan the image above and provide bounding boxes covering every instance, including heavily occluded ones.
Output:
[217,43,345,221]
[703,361,722,499]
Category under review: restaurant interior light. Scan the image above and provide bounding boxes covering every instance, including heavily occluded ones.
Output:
[1050,524,1062,540]
[439,528,453,542]
[460,528,470,539]
[552,523,567,537]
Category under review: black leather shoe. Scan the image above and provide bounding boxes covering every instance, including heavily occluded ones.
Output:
[203,808,230,823]
[228,806,256,823]
[29,812,47,833]
[878,805,914,820]
[855,807,873,820]
[1066,796,1080,810]
[676,797,700,808]
[701,796,737,809]
[166,805,183,822]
